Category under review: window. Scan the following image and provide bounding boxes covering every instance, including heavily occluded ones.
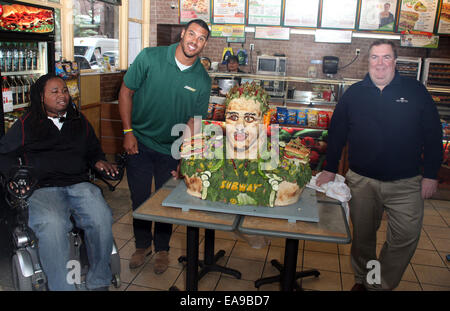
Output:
[128,0,144,66]
[54,8,62,61]
[72,0,120,70]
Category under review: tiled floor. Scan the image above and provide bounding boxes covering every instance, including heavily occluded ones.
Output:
[1,175,449,291]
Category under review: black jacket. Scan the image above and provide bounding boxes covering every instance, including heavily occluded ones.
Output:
[0,109,105,187]
[325,72,443,181]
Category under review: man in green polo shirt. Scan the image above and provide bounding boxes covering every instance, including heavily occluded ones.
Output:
[118,19,211,273]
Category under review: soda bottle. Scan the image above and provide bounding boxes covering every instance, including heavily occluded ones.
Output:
[12,44,19,72]
[9,76,17,105]
[25,43,32,71]
[21,76,30,104]
[1,76,11,106]
[5,42,13,72]
[32,43,38,70]
[18,43,25,71]
[14,76,23,105]
[0,42,4,72]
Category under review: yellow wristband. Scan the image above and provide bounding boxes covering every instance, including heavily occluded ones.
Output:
[123,129,133,135]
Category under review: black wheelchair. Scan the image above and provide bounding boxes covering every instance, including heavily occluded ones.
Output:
[0,153,127,291]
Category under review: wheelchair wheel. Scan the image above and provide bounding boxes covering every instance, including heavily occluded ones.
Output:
[112,274,121,288]
[12,254,33,291]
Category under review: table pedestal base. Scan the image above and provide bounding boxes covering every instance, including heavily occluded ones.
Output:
[178,229,241,281]
[254,239,320,291]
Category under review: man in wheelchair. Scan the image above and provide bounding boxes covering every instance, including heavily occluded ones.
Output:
[0,74,118,291]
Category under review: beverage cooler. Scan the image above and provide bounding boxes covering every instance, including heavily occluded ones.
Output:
[396,56,422,81]
[0,0,55,137]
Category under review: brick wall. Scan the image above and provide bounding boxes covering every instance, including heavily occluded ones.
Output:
[149,2,450,80]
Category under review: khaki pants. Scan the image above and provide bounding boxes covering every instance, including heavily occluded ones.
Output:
[346,169,424,290]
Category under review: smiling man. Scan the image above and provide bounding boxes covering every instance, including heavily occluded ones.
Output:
[316,40,442,291]
[118,19,211,273]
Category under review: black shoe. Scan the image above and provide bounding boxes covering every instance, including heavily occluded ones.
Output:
[351,283,367,291]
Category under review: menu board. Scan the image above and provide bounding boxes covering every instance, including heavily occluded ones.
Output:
[211,24,245,37]
[254,26,290,40]
[358,0,398,31]
[397,0,439,33]
[283,0,320,28]
[320,0,358,29]
[180,0,211,23]
[248,0,282,26]
[0,1,54,34]
[212,0,246,24]
[437,0,450,34]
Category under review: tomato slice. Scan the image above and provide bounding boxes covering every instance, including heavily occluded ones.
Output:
[0,5,3,16]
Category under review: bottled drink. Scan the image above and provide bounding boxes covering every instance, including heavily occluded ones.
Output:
[0,42,4,73]
[5,43,12,72]
[1,76,11,106]
[32,43,38,70]
[12,44,19,72]
[16,76,23,105]
[18,43,25,71]
[25,43,32,71]
[9,76,17,105]
[21,75,31,104]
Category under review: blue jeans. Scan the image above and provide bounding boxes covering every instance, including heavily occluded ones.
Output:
[27,182,113,291]
[127,142,178,250]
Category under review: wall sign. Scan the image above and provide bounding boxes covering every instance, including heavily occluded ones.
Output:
[180,0,211,23]
[283,0,320,28]
[358,0,398,32]
[397,0,439,33]
[320,0,359,30]
[248,0,283,26]
[212,0,246,24]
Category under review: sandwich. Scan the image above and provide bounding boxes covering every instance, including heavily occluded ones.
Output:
[283,137,311,164]
[414,1,427,12]
[180,134,205,159]
[441,3,450,23]
[0,4,54,33]
[399,10,419,30]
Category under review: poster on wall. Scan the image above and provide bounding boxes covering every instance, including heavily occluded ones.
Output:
[400,32,439,48]
[397,0,439,33]
[180,0,211,23]
[437,0,450,34]
[0,1,54,34]
[358,0,398,31]
[283,0,320,28]
[248,0,283,26]
[212,0,246,24]
[211,24,245,37]
[320,0,359,29]
[254,26,290,40]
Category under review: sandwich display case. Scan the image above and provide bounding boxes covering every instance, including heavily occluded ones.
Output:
[396,56,422,80]
[0,0,55,137]
[421,58,450,123]
[422,58,450,87]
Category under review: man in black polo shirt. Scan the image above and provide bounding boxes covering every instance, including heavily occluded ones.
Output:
[317,40,442,290]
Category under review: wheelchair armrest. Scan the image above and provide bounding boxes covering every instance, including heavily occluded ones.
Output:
[93,152,127,191]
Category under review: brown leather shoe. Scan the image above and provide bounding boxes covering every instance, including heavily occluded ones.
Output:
[351,283,367,291]
[154,251,169,274]
[129,247,152,269]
